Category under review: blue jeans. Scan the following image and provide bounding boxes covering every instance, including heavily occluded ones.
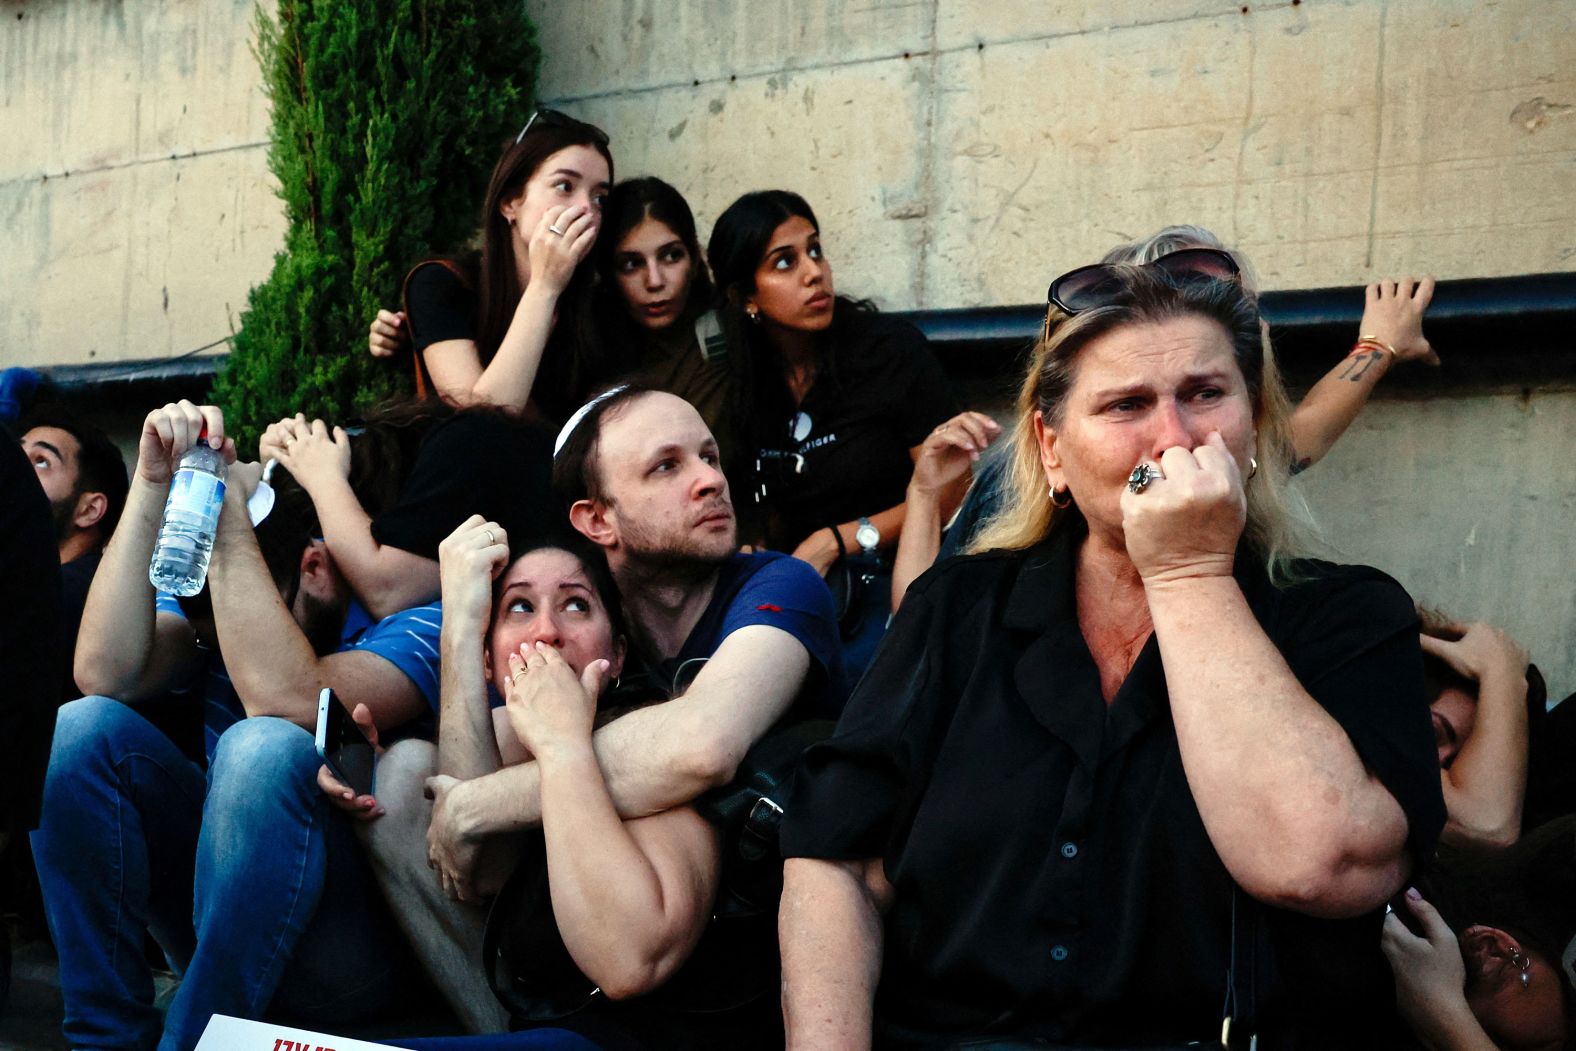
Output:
[32,697,423,1051]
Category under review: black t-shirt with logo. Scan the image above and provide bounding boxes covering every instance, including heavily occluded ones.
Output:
[744,310,956,551]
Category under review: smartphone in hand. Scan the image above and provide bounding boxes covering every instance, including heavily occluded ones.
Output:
[315,688,374,797]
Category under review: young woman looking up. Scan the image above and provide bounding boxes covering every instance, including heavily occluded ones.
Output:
[370,111,618,422]
[594,177,733,462]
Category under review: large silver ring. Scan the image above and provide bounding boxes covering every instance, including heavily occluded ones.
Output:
[1126,462,1162,494]
[548,224,566,236]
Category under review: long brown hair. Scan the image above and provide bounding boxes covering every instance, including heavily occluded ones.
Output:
[475,117,618,423]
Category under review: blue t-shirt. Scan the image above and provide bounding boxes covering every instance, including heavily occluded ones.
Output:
[656,551,847,719]
[155,594,443,759]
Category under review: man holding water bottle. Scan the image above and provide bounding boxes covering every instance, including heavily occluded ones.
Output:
[32,401,446,1051]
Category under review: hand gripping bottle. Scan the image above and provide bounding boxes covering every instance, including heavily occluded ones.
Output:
[149,426,227,596]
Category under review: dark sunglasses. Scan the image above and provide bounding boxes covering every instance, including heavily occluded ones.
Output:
[515,107,611,147]
[1046,247,1241,315]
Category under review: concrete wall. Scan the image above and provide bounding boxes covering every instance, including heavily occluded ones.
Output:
[6,0,1572,359]
[1290,389,1576,697]
[3,0,1573,687]
[2,0,279,368]
[531,0,1576,311]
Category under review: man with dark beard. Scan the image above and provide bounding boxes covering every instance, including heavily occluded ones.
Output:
[32,401,443,1051]
[20,408,129,702]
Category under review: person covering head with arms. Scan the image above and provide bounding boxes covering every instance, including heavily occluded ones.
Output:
[1415,611,1534,851]
[778,265,1444,1048]
[371,110,618,421]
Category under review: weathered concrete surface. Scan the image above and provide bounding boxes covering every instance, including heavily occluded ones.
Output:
[533,0,1576,311]
[2,0,278,368]
[5,0,1572,368]
[1292,388,1576,697]
[1,0,1571,697]
[565,59,934,318]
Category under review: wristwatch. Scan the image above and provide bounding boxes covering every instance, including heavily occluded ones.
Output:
[855,516,880,555]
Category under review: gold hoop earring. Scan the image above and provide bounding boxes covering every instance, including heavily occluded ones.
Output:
[1050,484,1073,509]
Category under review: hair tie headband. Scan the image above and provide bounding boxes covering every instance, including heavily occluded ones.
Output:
[554,384,631,459]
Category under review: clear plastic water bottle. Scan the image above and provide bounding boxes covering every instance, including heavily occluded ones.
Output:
[149,429,228,597]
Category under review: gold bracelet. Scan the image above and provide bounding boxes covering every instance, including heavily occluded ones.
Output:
[1356,334,1398,360]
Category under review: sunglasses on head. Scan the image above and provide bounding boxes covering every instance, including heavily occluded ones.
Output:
[515,108,611,147]
[1046,247,1241,315]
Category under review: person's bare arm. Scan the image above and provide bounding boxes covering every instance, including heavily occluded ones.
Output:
[264,416,440,620]
[1427,625,1529,849]
[435,516,510,781]
[511,643,719,997]
[780,856,892,1051]
[205,484,428,731]
[791,428,978,580]
[1288,277,1437,473]
[535,623,813,815]
[1130,435,1412,917]
[423,204,596,411]
[426,623,813,885]
[791,502,912,579]
[75,402,232,700]
[74,478,200,701]
[891,412,1001,610]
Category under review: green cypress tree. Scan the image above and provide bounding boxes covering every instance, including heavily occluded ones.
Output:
[213,0,539,451]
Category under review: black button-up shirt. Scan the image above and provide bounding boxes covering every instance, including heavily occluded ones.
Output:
[781,520,1445,1048]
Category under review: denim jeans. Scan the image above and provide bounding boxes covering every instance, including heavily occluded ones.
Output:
[33,697,424,1051]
